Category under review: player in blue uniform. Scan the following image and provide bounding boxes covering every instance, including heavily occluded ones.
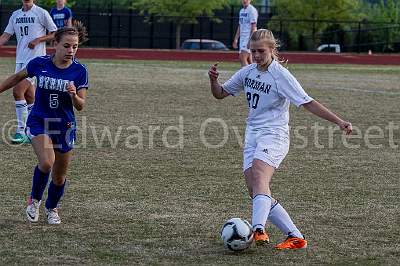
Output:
[0,21,88,225]
[50,0,73,28]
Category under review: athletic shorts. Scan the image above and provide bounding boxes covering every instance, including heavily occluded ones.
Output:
[239,37,251,53]
[15,63,35,84]
[26,115,76,153]
[243,126,289,171]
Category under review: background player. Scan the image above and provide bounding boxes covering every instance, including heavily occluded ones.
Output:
[0,0,57,144]
[50,0,73,28]
[0,21,88,225]
[209,29,352,249]
[232,0,258,67]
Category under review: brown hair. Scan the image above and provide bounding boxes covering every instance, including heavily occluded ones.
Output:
[250,29,286,64]
[54,20,89,45]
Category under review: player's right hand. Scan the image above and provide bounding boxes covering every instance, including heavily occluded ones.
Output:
[28,39,40,49]
[208,63,219,81]
[339,120,353,135]
[232,40,238,49]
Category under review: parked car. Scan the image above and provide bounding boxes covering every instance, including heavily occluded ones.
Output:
[317,44,341,53]
[181,39,229,51]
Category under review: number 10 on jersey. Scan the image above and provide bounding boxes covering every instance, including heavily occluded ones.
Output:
[20,26,28,36]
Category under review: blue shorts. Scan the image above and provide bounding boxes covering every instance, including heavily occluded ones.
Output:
[26,115,76,153]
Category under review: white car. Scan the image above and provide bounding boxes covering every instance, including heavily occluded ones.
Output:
[317,44,341,53]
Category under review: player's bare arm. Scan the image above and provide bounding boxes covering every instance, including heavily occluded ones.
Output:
[233,26,240,49]
[208,63,230,99]
[247,23,257,49]
[28,31,56,49]
[303,100,353,134]
[0,69,28,93]
[66,18,73,27]
[67,83,87,111]
[0,32,12,46]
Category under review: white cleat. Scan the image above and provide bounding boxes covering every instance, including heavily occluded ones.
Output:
[45,208,61,225]
[26,198,41,223]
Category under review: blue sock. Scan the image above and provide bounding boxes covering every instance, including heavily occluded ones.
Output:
[45,180,66,209]
[31,166,50,201]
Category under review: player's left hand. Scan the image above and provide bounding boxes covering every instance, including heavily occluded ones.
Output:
[339,121,352,135]
[66,81,77,97]
[28,39,40,49]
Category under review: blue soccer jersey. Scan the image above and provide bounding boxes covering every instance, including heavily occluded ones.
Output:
[26,55,88,125]
[50,7,72,28]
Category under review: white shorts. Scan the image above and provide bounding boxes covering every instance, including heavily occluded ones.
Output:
[243,127,289,171]
[15,63,35,84]
[15,63,28,73]
[239,37,250,53]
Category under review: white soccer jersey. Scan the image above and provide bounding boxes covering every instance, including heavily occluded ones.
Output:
[239,4,258,42]
[4,4,57,64]
[222,60,313,129]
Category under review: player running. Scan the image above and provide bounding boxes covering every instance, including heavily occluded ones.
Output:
[0,0,57,144]
[208,29,352,249]
[0,21,89,225]
[232,0,258,67]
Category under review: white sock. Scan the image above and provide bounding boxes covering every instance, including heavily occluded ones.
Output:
[27,103,34,115]
[15,100,28,134]
[252,194,271,230]
[268,201,303,238]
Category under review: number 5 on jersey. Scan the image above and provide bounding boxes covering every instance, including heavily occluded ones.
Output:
[50,94,59,108]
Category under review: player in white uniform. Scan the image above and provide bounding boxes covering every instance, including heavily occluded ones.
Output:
[0,0,57,144]
[209,29,352,250]
[232,0,258,67]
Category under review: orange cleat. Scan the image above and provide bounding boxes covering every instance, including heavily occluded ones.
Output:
[254,228,270,245]
[275,237,307,250]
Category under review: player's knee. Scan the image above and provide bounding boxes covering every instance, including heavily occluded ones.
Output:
[251,172,271,194]
[39,160,54,173]
[52,176,66,186]
[25,93,35,104]
[12,88,24,100]
[251,174,266,188]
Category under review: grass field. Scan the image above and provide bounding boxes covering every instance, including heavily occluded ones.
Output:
[0,58,399,265]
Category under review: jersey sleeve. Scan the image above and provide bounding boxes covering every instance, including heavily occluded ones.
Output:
[222,67,246,96]
[42,9,57,32]
[75,65,89,90]
[66,8,73,19]
[276,68,313,107]
[249,7,258,24]
[4,15,15,35]
[26,58,39,78]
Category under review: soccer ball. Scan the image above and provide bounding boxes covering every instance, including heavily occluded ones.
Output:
[220,218,254,251]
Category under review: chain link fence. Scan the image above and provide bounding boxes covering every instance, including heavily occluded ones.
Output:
[1,3,399,52]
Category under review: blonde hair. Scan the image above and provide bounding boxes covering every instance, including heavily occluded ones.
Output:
[250,29,286,64]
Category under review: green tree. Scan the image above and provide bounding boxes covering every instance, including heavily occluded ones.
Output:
[360,0,400,51]
[363,0,400,23]
[0,0,130,9]
[37,0,76,9]
[269,0,362,49]
[226,0,263,5]
[131,0,229,49]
